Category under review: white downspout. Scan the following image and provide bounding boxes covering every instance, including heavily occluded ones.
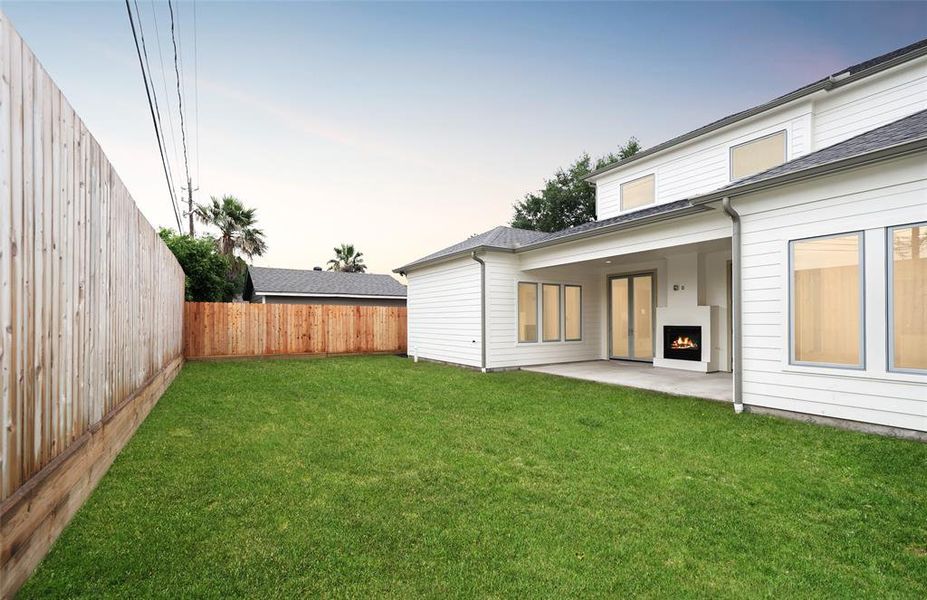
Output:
[721,197,744,413]
[470,251,487,372]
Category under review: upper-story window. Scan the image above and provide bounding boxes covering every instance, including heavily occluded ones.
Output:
[730,130,787,180]
[620,174,655,211]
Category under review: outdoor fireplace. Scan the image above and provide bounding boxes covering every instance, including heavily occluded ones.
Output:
[663,325,702,362]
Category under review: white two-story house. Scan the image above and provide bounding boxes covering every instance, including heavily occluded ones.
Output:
[395,39,927,438]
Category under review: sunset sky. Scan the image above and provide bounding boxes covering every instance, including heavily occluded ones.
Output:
[4,1,925,276]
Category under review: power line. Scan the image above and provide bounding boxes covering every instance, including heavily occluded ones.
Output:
[149,0,182,186]
[168,0,194,235]
[193,0,201,183]
[132,0,182,223]
[125,0,183,232]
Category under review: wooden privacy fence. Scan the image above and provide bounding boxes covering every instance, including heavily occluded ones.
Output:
[184,302,407,358]
[1,15,185,597]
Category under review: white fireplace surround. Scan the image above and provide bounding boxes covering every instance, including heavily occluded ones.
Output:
[654,305,719,372]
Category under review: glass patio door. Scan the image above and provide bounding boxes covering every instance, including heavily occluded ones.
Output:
[609,274,654,361]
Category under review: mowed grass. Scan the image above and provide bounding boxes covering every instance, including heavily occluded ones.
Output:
[20,356,927,598]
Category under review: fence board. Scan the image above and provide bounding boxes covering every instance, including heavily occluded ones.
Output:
[1,15,185,596]
[184,302,407,359]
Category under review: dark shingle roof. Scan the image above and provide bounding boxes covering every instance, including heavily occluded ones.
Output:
[395,200,707,272]
[248,266,406,297]
[696,109,927,201]
[586,37,927,181]
[395,226,548,271]
[531,199,701,244]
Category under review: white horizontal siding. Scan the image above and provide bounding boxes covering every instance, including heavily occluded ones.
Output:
[484,255,603,369]
[737,154,927,432]
[594,55,927,223]
[813,57,927,150]
[406,257,481,368]
[595,104,813,220]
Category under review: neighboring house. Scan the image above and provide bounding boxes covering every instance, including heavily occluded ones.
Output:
[396,38,927,436]
[245,266,407,307]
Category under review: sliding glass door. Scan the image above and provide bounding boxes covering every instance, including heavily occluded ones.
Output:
[609,273,654,361]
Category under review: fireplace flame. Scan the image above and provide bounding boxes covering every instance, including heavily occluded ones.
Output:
[671,336,698,350]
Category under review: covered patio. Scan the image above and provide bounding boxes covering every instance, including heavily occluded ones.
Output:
[523,360,733,402]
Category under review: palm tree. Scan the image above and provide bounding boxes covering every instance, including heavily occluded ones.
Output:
[327,243,367,273]
[193,195,267,260]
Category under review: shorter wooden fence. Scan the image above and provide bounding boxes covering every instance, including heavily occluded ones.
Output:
[183,302,407,359]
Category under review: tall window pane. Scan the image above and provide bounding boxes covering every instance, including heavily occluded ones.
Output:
[891,224,927,371]
[633,275,654,360]
[731,130,787,180]
[518,283,538,342]
[791,233,862,367]
[565,286,582,341]
[620,174,655,211]
[542,284,561,342]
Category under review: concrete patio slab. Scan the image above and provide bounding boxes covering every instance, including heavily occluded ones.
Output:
[523,360,733,402]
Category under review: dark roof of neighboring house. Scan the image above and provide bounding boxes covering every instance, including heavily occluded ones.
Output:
[585,36,927,181]
[694,109,927,202]
[248,266,406,298]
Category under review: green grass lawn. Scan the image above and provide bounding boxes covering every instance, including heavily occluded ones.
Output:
[19,356,927,598]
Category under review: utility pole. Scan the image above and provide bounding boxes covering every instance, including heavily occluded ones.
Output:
[183,178,198,237]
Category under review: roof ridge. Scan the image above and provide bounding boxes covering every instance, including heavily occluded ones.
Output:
[483,225,513,246]
[249,265,398,278]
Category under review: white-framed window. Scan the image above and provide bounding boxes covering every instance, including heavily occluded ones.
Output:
[888,222,926,373]
[730,130,787,180]
[620,174,655,211]
[517,282,538,343]
[564,285,582,341]
[789,231,865,369]
[542,284,561,342]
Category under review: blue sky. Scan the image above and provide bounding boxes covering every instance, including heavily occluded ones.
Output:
[4,1,926,274]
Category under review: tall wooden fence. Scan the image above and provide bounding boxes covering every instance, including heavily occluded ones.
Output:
[0,14,185,596]
[184,302,407,358]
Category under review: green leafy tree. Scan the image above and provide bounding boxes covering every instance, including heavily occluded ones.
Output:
[158,228,236,301]
[327,243,367,273]
[511,137,642,232]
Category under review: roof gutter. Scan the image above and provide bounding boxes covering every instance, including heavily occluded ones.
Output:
[691,137,927,204]
[394,245,514,275]
[584,46,927,182]
[514,205,709,253]
[470,251,487,372]
[396,204,711,274]
[720,197,743,414]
